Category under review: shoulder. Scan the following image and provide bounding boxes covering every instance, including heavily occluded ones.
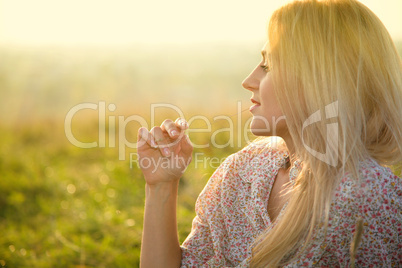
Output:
[331,158,402,236]
[334,158,402,208]
[330,159,402,265]
[222,137,289,175]
[198,137,288,196]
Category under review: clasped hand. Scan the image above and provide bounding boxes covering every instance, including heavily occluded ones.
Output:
[137,118,193,185]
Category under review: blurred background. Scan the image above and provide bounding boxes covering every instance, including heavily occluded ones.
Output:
[0,0,401,266]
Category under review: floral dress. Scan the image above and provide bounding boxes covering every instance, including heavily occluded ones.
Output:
[180,139,402,267]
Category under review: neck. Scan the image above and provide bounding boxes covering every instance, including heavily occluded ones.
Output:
[281,134,297,164]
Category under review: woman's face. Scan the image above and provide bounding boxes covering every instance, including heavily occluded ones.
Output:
[242,50,287,137]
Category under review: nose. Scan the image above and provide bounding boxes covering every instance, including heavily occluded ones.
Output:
[242,67,259,91]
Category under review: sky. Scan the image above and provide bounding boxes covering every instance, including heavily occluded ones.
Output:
[0,0,401,46]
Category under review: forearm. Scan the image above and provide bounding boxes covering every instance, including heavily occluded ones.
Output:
[140,181,182,268]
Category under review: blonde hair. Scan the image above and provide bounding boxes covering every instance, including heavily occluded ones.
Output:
[251,0,402,267]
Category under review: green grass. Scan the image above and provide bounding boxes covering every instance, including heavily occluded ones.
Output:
[0,121,135,266]
[0,118,246,267]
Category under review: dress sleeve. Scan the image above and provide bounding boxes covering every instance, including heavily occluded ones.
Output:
[327,168,402,267]
[180,154,233,267]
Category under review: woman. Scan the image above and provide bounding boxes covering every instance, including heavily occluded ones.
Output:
[138,0,402,267]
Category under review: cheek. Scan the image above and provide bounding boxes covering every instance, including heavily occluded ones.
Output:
[260,79,283,118]
[250,75,287,136]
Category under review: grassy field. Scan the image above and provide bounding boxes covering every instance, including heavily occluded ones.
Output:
[0,42,401,267]
[0,118,248,267]
[0,44,257,267]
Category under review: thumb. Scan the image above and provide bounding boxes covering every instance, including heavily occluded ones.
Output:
[180,134,193,156]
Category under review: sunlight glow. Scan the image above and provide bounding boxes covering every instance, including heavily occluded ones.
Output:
[0,0,401,46]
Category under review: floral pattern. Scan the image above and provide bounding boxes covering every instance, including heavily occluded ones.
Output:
[180,139,402,267]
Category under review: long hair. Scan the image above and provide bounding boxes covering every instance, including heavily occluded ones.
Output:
[250,0,402,266]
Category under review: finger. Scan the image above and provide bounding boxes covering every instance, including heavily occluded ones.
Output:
[137,127,155,149]
[180,134,193,156]
[160,119,181,139]
[150,127,171,157]
[175,118,189,130]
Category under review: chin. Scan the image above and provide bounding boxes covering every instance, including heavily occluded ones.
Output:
[250,128,271,136]
[249,118,288,137]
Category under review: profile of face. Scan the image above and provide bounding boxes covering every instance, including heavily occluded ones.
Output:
[242,48,287,137]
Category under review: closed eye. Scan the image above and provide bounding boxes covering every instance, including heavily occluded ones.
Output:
[260,50,270,72]
[260,63,270,72]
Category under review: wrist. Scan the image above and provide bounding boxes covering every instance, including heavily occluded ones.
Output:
[145,180,179,202]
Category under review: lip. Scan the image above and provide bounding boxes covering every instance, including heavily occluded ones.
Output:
[249,104,260,112]
[249,98,261,112]
[250,98,261,105]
